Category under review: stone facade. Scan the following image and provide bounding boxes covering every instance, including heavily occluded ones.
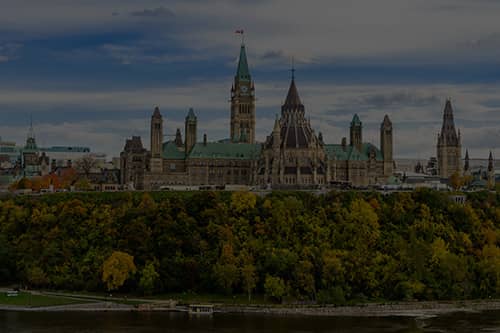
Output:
[120,43,394,190]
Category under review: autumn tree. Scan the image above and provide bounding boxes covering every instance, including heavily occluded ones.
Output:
[102,251,136,291]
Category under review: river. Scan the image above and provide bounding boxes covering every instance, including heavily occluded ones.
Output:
[1,310,500,332]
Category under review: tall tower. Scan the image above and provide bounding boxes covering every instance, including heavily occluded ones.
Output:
[437,99,462,178]
[230,43,255,143]
[350,114,362,151]
[185,108,197,154]
[150,107,163,173]
[488,151,495,187]
[380,115,393,176]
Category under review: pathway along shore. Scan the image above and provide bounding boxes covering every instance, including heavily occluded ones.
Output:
[3,299,500,318]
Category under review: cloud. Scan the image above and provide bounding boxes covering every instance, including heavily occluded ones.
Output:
[0,55,8,62]
[1,81,500,159]
[130,7,175,18]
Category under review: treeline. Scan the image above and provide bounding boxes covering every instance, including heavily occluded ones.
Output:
[0,190,499,303]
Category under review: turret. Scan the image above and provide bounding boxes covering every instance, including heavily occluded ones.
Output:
[149,106,163,173]
[185,108,197,154]
[350,114,362,151]
[150,107,163,158]
[488,151,495,188]
[174,128,183,148]
[380,115,393,176]
[464,149,470,175]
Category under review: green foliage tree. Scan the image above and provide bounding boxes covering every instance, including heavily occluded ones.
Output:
[139,261,160,295]
[0,189,499,303]
[264,275,286,303]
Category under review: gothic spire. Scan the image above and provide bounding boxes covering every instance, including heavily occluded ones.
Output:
[282,77,303,111]
[351,114,362,127]
[152,106,161,118]
[236,43,251,82]
[489,151,494,172]
[382,114,392,128]
[464,149,470,171]
[186,108,197,121]
[439,99,459,146]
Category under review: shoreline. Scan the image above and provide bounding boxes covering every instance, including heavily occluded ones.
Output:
[2,299,500,318]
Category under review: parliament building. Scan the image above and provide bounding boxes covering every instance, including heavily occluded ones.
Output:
[120,44,394,190]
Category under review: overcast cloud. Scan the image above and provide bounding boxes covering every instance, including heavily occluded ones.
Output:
[0,0,499,159]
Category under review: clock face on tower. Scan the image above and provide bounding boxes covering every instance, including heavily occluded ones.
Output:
[241,85,248,94]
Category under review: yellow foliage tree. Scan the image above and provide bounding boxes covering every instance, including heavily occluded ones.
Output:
[449,171,464,191]
[102,251,136,291]
[230,191,257,214]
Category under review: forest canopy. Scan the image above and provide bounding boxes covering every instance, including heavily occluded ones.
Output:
[0,189,499,303]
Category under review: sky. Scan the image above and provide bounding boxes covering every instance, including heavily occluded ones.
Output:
[1,0,500,159]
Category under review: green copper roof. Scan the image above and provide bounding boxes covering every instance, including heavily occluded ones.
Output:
[162,141,186,160]
[236,44,251,82]
[351,114,362,127]
[324,143,383,161]
[189,142,261,160]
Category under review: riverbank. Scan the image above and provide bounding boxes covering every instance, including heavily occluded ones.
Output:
[3,293,500,319]
[219,300,500,318]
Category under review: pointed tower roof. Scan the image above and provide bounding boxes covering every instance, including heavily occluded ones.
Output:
[174,128,183,147]
[186,108,197,121]
[439,99,459,146]
[351,114,362,127]
[24,116,38,151]
[236,44,251,82]
[488,151,494,172]
[464,149,470,171]
[274,77,317,149]
[273,114,280,133]
[153,106,161,118]
[282,78,304,111]
[382,114,392,126]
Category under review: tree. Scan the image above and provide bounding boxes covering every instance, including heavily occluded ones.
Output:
[75,155,99,178]
[102,251,136,291]
[239,250,257,301]
[230,191,257,214]
[264,275,286,303]
[213,244,239,294]
[449,172,464,191]
[139,261,159,295]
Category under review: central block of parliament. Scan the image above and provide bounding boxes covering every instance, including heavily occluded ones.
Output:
[121,44,394,190]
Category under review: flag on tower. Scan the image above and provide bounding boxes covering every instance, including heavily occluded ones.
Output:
[235,29,244,34]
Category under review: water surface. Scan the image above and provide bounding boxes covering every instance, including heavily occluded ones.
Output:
[1,310,500,332]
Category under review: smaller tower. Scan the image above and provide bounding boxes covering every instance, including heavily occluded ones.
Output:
[380,115,393,176]
[150,107,163,173]
[463,149,470,176]
[488,151,495,188]
[350,114,362,151]
[185,108,197,154]
[174,128,183,148]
